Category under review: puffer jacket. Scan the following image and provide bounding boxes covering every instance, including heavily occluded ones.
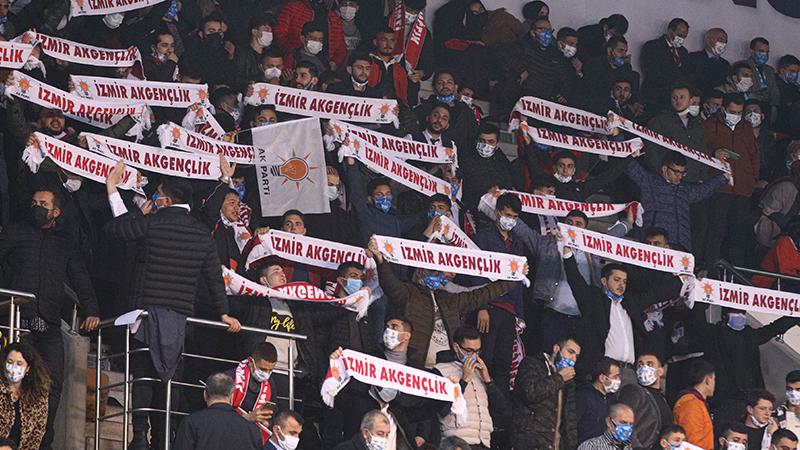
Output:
[512,353,577,450]
[104,207,228,317]
[275,0,347,68]
[377,260,515,368]
[0,380,48,450]
[435,360,493,447]
[625,160,726,250]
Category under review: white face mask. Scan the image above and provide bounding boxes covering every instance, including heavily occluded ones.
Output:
[340,5,358,21]
[671,35,685,48]
[750,414,769,428]
[103,12,125,29]
[252,366,271,382]
[726,442,746,450]
[687,105,700,117]
[476,142,496,158]
[725,112,742,129]
[713,41,727,56]
[786,389,800,405]
[460,95,473,106]
[258,31,273,47]
[23,56,43,72]
[264,67,282,80]
[277,427,300,450]
[367,432,389,450]
[5,363,25,383]
[636,365,658,386]
[746,111,762,128]
[561,44,577,58]
[736,76,753,92]
[405,12,418,24]
[554,173,573,183]
[63,177,83,193]
[305,40,324,55]
[326,185,339,201]
[383,328,402,350]
[604,377,622,394]
[497,215,517,231]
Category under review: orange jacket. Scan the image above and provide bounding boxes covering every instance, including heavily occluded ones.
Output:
[673,391,714,450]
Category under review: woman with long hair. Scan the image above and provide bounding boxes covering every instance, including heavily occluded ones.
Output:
[0,343,50,450]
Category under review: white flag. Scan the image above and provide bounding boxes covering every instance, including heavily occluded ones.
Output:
[252,118,330,216]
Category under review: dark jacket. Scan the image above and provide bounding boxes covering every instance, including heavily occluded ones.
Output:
[104,207,228,317]
[625,160,727,250]
[142,55,178,82]
[640,36,690,110]
[496,34,571,103]
[643,110,709,183]
[377,260,515,368]
[304,199,362,247]
[703,114,760,197]
[332,433,369,450]
[776,77,800,139]
[576,23,606,64]
[414,96,479,158]
[182,34,235,86]
[512,353,578,450]
[0,220,98,324]
[618,384,672,450]
[685,50,732,94]
[576,385,617,444]
[173,402,261,450]
[233,43,269,91]
[581,57,640,103]
[460,150,515,213]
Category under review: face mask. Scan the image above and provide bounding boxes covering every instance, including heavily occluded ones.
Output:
[103,12,124,29]
[787,72,800,85]
[476,142,496,158]
[755,51,769,65]
[670,444,684,450]
[713,41,727,56]
[687,105,700,117]
[422,274,448,290]
[405,12,418,23]
[459,349,479,364]
[252,366,271,382]
[611,56,626,68]
[746,111,762,128]
[636,365,658,386]
[204,33,223,47]
[340,5,357,21]
[537,31,553,48]
[373,196,392,213]
[554,173,573,183]
[604,377,622,394]
[561,44,577,58]
[31,205,52,227]
[751,414,769,428]
[724,112,742,128]
[258,31,273,47]
[63,177,83,193]
[23,56,42,72]
[671,35,685,48]
[736,77,754,92]
[367,432,388,450]
[450,182,460,197]
[5,363,25,383]
[555,353,576,371]
[428,210,444,220]
[264,67,282,80]
[787,389,800,405]
[344,278,362,295]
[305,40,323,55]
[229,108,241,122]
[727,313,747,331]
[726,442,747,450]
[604,288,624,302]
[154,51,167,62]
[460,95,473,106]
[276,427,300,450]
[256,120,273,127]
[326,185,339,201]
[498,215,517,231]
[233,184,246,200]
[706,105,719,116]
[163,0,179,20]
[383,328,403,350]
[612,422,633,442]
[436,94,455,104]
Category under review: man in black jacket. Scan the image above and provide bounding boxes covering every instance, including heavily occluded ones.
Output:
[414,71,479,155]
[685,28,731,94]
[640,18,690,113]
[0,188,100,450]
[105,164,241,450]
[524,149,633,202]
[173,372,262,450]
[576,14,629,63]
[581,36,640,107]
[618,353,672,450]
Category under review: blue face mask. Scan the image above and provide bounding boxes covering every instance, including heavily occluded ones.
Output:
[450,182,460,197]
[707,105,719,116]
[343,278,363,295]
[373,196,392,213]
[255,120,273,127]
[604,288,624,302]
[535,142,551,151]
[537,31,553,48]
[754,51,769,66]
[436,94,455,105]
[787,71,800,85]
[727,313,747,331]
[611,56,626,68]
[233,184,246,200]
[151,192,160,211]
[422,274,448,290]
[459,351,479,364]
[612,422,633,442]
[428,210,445,220]
[555,353,576,371]
[163,0,179,20]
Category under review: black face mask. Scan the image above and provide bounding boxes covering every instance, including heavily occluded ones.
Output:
[204,33,223,47]
[30,205,52,228]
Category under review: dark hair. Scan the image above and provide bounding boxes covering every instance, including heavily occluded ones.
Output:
[150,27,174,47]
[670,82,692,94]
[274,410,304,428]
[601,263,627,279]
[0,343,50,403]
[566,210,589,223]
[453,325,481,345]
[732,60,752,75]
[496,193,522,214]
[662,152,688,168]
[296,60,319,78]
[591,357,620,382]
[301,20,325,36]
[773,429,799,445]
[553,150,576,164]
[605,14,629,35]
[557,27,577,40]
[429,193,452,209]
[439,436,471,450]
[750,37,769,50]
[746,388,776,407]
[33,189,62,209]
[199,14,225,31]
[606,36,628,50]
[531,174,557,190]
[786,370,800,384]
[434,70,458,85]
[405,0,426,11]
[778,55,800,70]
[720,422,750,438]
[159,178,193,205]
[636,352,663,366]
[210,85,236,107]
[687,359,715,386]
[348,51,371,67]
[337,261,365,278]
[668,18,688,31]
[522,1,548,20]
[690,87,703,98]
[205,372,234,398]
[367,176,392,196]
[744,99,764,111]
[555,335,580,349]
[281,209,305,224]
[723,92,746,108]
[644,227,669,241]
[385,315,413,333]
[258,258,284,278]
[262,47,285,60]
[659,424,686,441]
[249,13,276,31]
[478,123,500,139]
[0,438,18,450]
[374,25,395,36]
[179,56,204,80]
[705,89,725,101]
[251,342,278,363]
[429,104,452,119]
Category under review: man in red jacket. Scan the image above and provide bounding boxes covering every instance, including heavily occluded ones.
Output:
[701,92,760,270]
[276,0,347,70]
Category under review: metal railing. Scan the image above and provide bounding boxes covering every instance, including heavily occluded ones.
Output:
[92,312,307,450]
[0,288,34,343]
[716,258,800,292]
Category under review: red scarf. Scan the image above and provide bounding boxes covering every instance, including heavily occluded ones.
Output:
[368,53,410,106]
[232,358,272,443]
[387,0,428,70]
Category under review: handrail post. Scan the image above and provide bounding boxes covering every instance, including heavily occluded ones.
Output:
[94,331,102,450]
[123,326,130,446]
[8,296,15,343]
[164,379,172,450]
[288,341,295,410]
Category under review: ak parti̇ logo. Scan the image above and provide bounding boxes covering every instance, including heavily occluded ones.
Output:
[269,149,319,189]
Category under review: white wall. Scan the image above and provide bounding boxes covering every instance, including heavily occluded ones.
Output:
[427,0,800,69]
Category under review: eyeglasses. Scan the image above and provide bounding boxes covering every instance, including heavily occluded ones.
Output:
[666,166,687,177]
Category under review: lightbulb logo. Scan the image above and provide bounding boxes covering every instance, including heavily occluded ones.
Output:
[269,149,319,189]
[79,81,91,97]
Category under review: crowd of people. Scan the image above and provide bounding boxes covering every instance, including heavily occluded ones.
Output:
[1,0,800,449]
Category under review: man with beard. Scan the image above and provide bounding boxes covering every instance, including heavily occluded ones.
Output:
[368,27,422,107]
[331,52,379,98]
[182,15,236,85]
[414,71,479,157]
